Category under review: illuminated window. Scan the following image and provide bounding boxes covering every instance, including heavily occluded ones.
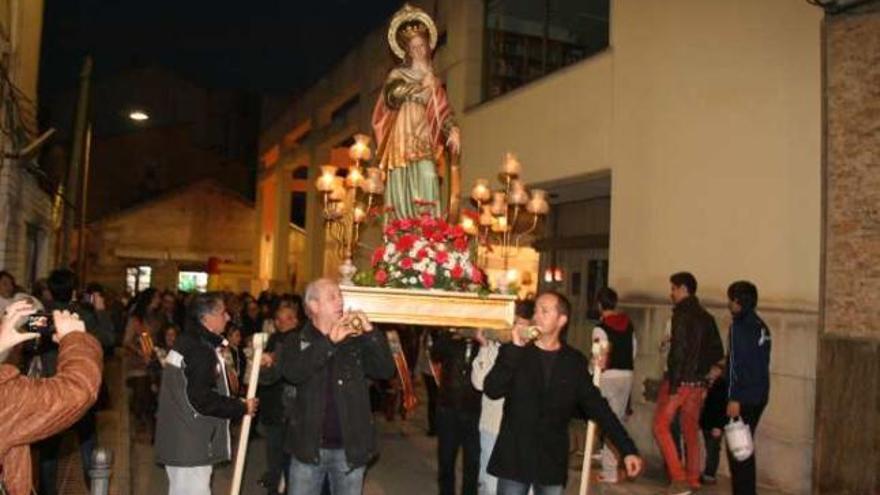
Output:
[126,266,152,296]
[178,271,208,293]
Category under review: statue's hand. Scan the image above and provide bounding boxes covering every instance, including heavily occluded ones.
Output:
[447,127,461,155]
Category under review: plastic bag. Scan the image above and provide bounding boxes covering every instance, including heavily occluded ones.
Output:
[725,417,754,461]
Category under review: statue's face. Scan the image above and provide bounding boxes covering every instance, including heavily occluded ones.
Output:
[407,34,430,64]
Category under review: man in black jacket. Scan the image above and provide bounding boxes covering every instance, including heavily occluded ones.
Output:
[155,292,258,495]
[281,278,395,495]
[485,291,643,494]
[725,281,771,495]
[257,301,302,495]
[652,272,724,495]
[433,329,482,495]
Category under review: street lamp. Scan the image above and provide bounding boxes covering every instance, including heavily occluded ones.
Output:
[129,110,149,121]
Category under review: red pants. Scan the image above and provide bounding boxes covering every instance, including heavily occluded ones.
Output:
[652,380,705,486]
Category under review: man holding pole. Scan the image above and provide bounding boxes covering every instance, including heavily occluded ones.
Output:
[155,292,258,495]
[484,291,643,494]
[281,278,395,495]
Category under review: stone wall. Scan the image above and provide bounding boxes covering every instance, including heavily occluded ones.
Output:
[0,162,55,284]
[619,300,818,494]
[815,3,880,493]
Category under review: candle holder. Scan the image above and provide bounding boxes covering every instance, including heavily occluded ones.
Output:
[468,152,550,282]
[316,135,384,285]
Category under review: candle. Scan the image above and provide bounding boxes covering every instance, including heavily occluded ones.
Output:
[461,216,477,235]
[526,189,550,215]
[362,167,385,195]
[349,133,373,161]
[316,165,338,192]
[471,179,491,202]
[500,152,522,178]
[508,180,529,205]
[491,216,508,233]
[353,203,367,223]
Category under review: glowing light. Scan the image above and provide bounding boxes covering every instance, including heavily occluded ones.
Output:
[129,110,149,121]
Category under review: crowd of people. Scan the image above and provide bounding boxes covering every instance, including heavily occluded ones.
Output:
[0,266,771,495]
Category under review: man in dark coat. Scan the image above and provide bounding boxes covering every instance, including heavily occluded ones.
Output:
[725,281,771,495]
[155,292,258,495]
[484,291,643,494]
[653,272,724,495]
[281,278,395,495]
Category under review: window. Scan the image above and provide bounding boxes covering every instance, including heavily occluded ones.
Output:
[290,166,309,228]
[178,271,208,293]
[484,0,610,101]
[126,266,152,296]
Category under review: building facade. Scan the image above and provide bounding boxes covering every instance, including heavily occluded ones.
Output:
[0,0,55,289]
[257,1,880,492]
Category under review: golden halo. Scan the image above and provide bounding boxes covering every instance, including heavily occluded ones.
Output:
[387,3,438,60]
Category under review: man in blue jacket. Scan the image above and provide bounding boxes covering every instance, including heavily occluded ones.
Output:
[726,281,771,495]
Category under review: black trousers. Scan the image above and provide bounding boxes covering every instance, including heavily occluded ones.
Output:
[702,428,722,477]
[262,421,289,494]
[423,373,439,434]
[437,406,480,495]
[726,403,766,495]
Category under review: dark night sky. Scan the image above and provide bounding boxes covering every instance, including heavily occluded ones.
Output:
[39,0,404,97]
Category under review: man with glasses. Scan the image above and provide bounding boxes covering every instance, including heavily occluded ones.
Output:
[155,292,258,495]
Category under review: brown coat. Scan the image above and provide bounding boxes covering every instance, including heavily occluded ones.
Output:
[0,333,103,495]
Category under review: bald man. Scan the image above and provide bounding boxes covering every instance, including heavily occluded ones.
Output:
[280,279,395,495]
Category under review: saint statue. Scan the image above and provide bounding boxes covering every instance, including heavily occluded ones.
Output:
[372,4,461,220]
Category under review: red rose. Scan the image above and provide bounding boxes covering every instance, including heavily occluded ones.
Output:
[371,247,385,266]
[450,225,465,238]
[400,257,414,270]
[436,250,449,265]
[374,269,388,285]
[417,248,428,260]
[384,225,398,237]
[431,231,445,243]
[396,234,417,252]
[471,267,484,284]
[421,272,435,288]
[453,236,469,252]
[451,265,464,279]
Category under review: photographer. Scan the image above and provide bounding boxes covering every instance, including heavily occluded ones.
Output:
[33,269,115,495]
[0,300,103,495]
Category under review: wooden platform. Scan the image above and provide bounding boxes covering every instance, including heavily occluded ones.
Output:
[340,285,516,329]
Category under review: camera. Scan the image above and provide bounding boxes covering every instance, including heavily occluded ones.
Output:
[26,311,55,338]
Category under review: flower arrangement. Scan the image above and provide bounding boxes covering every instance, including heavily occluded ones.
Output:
[357,213,486,292]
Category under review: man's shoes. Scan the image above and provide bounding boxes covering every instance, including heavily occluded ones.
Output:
[700,474,717,485]
[665,480,692,495]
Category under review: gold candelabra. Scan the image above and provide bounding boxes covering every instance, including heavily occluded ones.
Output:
[468,153,550,281]
[314,134,385,284]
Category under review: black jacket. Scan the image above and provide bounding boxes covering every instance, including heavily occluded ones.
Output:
[433,331,482,414]
[667,296,724,393]
[281,322,395,468]
[484,343,638,486]
[155,324,246,466]
[727,310,771,405]
[258,330,297,425]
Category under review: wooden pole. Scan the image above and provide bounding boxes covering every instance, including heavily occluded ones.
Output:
[230,332,267,495]
[578,340,606,495]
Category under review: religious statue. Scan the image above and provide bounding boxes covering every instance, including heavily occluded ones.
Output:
[372,4,461,220]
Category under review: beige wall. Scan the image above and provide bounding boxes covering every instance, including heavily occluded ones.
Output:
[610,0,822,307]
[84,183,257,294]
[461,0,821,309]
[462,53,614,188]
